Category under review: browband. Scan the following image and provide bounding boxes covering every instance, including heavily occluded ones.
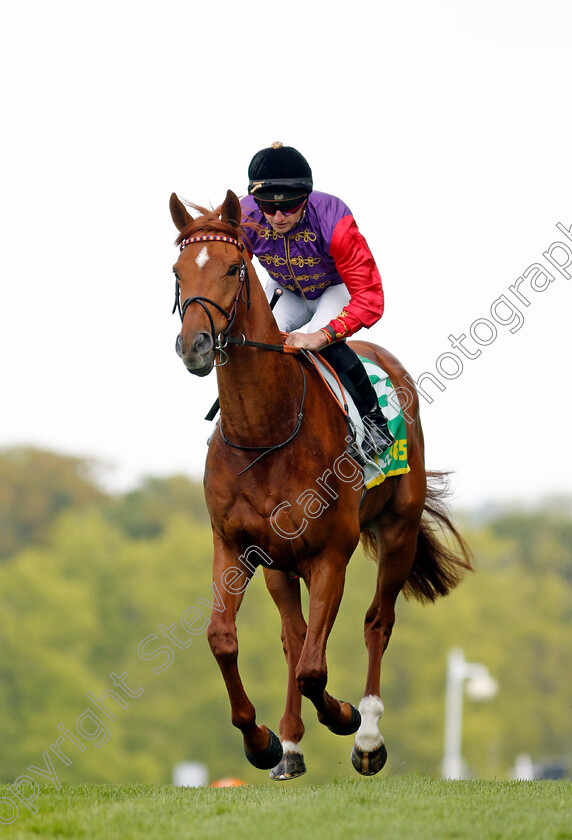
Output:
[179,234,244,252]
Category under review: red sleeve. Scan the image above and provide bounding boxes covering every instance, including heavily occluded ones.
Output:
[326,215,384,339]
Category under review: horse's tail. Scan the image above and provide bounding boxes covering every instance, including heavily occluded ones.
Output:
[361,470,474,604]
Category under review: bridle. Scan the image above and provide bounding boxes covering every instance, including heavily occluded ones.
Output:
[172,233,251,367]
[172,231,307,473]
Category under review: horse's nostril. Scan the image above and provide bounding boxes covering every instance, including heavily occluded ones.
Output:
[193,331,212,355]
[175,335,183,357]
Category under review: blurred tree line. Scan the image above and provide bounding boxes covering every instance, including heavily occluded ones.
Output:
[0,447,570,785]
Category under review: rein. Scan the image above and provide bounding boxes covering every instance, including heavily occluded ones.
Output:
[220,358,307,476]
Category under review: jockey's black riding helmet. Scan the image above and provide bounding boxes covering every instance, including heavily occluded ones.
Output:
[248,142,313,201]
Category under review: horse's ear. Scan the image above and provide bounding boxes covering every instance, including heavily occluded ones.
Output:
[220,189,242,228]
[170,193,193,232]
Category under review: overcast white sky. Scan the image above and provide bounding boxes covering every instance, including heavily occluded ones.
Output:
[1,0,571,510]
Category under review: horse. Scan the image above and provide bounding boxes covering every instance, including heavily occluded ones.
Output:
[169,189,473,779]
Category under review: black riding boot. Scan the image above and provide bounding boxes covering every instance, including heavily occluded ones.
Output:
[320,342,394,458]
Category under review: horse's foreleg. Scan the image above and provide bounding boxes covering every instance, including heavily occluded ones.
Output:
[264,569,307,780]
[296,553,361,736]
[207,532,283,770]
[352,516,420,775]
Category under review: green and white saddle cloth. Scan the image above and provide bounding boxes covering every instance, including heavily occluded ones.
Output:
[313,354,410,490]
[359,356,410,488]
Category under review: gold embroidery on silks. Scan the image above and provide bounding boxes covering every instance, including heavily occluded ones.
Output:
[256,227,317,243]
[290,228,317,243]
[268,274,329,291]
[259,254,288,267]
[334,309,351,338]
[257,227,283,241]
[289,255,321,267]
[257,226,323,298]
[283,235,305,297]
[269,281,298,292]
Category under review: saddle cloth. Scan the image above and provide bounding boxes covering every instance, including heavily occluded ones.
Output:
[310,354,410,489]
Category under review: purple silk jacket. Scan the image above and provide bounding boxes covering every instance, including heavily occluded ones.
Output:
[240,191,384,339]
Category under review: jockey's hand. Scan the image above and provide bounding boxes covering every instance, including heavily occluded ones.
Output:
[285,330,329,351]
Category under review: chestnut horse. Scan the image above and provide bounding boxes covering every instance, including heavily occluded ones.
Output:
[169,190,472,779]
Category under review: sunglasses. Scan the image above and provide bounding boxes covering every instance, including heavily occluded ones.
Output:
[255,196,307,216]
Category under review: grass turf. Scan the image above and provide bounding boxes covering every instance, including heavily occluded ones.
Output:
[0,776,570,839]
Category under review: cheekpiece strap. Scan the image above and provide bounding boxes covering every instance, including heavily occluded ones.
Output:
[179,234,244,252]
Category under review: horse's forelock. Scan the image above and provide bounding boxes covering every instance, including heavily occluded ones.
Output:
[175,200,249,250]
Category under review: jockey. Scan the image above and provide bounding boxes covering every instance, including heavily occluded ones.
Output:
[240,141,393,458]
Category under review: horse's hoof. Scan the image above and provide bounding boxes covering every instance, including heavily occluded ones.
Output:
[351,741,388,776]
[244,728,283,770]
[269,749,307,781]
[328,701,361,736]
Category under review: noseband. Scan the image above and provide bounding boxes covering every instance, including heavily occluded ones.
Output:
[172,233,250,364]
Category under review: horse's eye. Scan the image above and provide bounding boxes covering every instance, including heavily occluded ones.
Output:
[227,264,240,277]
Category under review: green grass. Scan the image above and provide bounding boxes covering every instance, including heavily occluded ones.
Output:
[1,776,570,839]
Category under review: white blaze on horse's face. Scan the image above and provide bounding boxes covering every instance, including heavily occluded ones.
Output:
[195,245,209,269]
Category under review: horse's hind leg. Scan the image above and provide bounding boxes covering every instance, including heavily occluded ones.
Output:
[352,501,422,775]
[264,569,308,780]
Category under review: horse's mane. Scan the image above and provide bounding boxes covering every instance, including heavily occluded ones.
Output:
[175,200,254,250]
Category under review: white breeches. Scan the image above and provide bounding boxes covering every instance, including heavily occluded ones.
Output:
[265,280,350,333]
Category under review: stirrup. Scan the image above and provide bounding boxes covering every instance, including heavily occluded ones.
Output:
[346,439,368,468]
[361,406,394,457]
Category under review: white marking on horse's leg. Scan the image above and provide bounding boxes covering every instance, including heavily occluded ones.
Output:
[280,740,303,755]
[354,695,384,752]
[195,245,209,268]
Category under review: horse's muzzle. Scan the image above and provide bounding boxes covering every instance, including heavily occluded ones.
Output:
[176,330,214,376]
